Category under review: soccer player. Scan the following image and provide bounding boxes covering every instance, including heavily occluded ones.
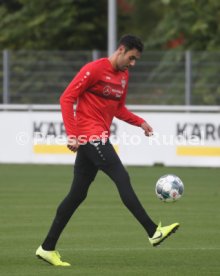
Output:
[36,35,179,266]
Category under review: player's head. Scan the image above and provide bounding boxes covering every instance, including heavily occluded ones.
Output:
[118,34,144,53]
[113,34,144,71]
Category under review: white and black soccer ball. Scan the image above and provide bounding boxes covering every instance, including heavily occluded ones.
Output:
[155,174,184,202]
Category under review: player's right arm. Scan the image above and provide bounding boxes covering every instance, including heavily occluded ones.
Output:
[60,62,98,151]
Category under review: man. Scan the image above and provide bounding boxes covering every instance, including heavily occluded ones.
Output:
[36,35,179,266]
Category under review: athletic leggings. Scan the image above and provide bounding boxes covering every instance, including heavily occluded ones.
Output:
[42,140,157,250]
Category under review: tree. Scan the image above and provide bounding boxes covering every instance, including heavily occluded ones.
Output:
[0,0,165,51]
[1,0,220,104]
[142,0,220,105]
[118,0,164,41]
[0,0,108,50]
[146,0,220,51]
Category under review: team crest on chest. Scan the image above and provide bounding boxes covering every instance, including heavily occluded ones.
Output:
[121,77,126,89]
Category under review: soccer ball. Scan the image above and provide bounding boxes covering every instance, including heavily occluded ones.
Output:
[155,174,184,202]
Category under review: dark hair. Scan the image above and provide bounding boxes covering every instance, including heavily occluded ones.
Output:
[118,34,144,52]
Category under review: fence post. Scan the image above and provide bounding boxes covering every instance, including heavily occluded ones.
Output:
[92,49,100,61]
[185,50,192,105]
[3,50,10,104]
[108,0,117,56]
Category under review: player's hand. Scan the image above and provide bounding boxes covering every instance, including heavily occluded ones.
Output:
[67,136,79,152]
[141,121,153,136]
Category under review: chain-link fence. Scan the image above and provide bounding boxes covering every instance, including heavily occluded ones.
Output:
[1,50,220,105]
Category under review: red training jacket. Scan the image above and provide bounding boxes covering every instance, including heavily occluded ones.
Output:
[60,58,145,141]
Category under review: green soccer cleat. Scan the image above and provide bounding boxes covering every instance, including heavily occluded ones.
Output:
[149,222,180,247]
[36,246,71,266]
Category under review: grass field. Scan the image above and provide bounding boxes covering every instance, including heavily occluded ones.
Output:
[0,164,220,276]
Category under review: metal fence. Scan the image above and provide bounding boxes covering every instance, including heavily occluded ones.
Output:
[1,50,220,105]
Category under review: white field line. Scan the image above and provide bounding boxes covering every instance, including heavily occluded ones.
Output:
[61,247,220,251]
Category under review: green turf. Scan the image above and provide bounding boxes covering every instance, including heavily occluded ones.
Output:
[0,164,220,276]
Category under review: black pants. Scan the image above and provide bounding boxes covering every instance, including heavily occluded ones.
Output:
[42,140,157,250]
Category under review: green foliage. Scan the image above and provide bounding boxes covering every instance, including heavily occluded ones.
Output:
[146,0,220,51]
[143,0,220,105]
[118,0,164,40]
[0,0,167,51]
[1,0,220,51]
[1,0,220,104]
[0,0,108,50]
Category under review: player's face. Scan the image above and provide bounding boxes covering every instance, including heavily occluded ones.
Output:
[116,46,141,71]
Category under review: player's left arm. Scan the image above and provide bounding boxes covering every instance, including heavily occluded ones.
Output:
[115,104,153,136]
[115,76,153,136]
